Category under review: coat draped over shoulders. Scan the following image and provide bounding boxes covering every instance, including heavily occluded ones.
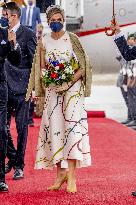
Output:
[26,32,92,101]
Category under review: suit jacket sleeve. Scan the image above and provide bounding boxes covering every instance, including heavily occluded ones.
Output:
[114,36,136,61]
[20,8,24,24]
[26,40,45,101]
[37,8,42,24]
[27,31,37,67]
[6,42,21,67]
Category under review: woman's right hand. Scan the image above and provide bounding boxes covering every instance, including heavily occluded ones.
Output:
[50,82,73,93]
[55,82,71,93]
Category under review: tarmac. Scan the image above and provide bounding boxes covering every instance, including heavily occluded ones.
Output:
[85,73,127,122]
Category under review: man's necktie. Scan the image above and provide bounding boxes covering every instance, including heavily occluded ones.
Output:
[26,7,31,26]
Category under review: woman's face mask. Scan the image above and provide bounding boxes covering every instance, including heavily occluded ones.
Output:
[49,13,64,33]
[50,22,63,33]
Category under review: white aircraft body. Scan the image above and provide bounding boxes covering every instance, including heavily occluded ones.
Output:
[55,0,136,73]
[1,0,135,73]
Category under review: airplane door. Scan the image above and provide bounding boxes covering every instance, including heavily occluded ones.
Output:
[66,0,80,18]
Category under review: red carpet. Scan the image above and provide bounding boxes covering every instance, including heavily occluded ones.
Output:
[87,111,106,118]
[1,118,136,205]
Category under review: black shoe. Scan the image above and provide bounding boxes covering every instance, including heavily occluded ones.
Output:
[5,161,13,174]
[126,120,136,127]
[121,119,132,125]
[13,169,24,180]
[131,126,136,130]
[0,182,8,192]
[132,191,136,196]
[28,121,34,127]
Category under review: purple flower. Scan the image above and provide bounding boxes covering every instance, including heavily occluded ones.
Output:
[49,58,52,63]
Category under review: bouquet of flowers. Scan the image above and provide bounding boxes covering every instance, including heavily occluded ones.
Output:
[42,56,79,87]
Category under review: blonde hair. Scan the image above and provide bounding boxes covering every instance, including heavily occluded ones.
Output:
[46,5,65,22]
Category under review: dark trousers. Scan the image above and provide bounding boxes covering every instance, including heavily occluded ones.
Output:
[127,87,136,120]
[28,100,34,124]
[0,82,8,183]
[121,87,136,120]
[6,90,30,170]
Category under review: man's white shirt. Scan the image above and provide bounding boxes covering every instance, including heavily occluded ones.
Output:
[11,22,20,33]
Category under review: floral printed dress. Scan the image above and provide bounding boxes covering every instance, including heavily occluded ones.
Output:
[35,32,91,169]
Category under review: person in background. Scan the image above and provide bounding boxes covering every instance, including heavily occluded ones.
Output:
[0,2,21,192]
[3,2,36,180]
[113,22,136,61]
[111,21,136,197]
[116,34,136,129]
[0,4,8,28]
[26,5,92,193]
[10,0,26,7]
[20,0,42,32]
[21,0,42,126]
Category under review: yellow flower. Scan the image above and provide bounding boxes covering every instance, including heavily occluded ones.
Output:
[70,57,79,71]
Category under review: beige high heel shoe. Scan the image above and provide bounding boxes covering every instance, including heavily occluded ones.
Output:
[66,177,77,193]
[47,176,67,191]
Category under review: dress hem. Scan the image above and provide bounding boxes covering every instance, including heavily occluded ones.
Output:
[35,157,91,170]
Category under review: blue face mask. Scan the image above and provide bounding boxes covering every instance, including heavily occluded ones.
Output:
[28,1,33,6]
[50,22,63,33]
[0,17,9,28]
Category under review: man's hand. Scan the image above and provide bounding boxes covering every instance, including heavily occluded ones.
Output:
[8,30,16,46]
[111,21,121,35]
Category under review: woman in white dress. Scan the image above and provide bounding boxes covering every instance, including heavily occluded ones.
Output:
[33,5,92,193]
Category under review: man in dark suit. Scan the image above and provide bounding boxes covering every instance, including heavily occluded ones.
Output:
[20,0,42,32]
[113,23,136,61]
[111,23,136,197]
[0,12,21,191]
[21,0,42,126]
[3,2,37,180]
